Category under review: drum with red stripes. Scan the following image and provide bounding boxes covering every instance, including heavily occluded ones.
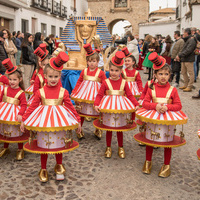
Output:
[71,80,101,102]
[99,95,136,113]
[24,105,79,130]
[136,108,187,125]
[127,81,140,97]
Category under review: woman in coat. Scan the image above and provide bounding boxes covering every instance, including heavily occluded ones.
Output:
[2,29,17,66]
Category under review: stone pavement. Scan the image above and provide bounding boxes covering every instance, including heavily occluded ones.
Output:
[1,71,200,200]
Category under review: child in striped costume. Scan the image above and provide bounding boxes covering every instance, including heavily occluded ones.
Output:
[25,43,49,96]
[21,52,81,182]
[0,58,27,160]
[136,52,187,177]
[71,43,106,139]
[94,51,139,158]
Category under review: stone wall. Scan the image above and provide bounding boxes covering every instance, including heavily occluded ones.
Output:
[88,0,149,34]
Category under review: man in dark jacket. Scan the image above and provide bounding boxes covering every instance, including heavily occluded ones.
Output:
[0,31,8,74]
[176,28,197,92]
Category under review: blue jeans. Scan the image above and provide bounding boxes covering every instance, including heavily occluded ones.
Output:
[194,55,198,81]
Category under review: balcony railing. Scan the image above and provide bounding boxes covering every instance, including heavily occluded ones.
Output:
[31,0,67,18]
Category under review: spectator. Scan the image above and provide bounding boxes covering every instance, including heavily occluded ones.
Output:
[33,32,43,50]
[11,31,17,46]
[0,31,8,74]
[160,35,173,65]
[21,33,36,89]
[114,31,132,46]
[171,31,184,87]
[176,28,197,92]
[127,34,139,64]
[2,29,17,66]
[44,37,53,55]
[49,34,55,50]
[143,36,160,80]
[191,27,200,82]
[20,33,24,42]
[15,31,22,65]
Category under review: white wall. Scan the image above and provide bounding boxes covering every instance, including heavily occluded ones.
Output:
[192,5,200,29]
[139,22,179,39]
[1,0,88,36]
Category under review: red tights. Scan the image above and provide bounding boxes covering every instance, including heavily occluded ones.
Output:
[106,131,123,147]
[81,117,84,126]
[41,153,63,169]
[4,143,23,149]
[146,145,172,165]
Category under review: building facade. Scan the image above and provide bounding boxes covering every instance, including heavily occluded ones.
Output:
[139,7,177,39]
[87,0,149,35]
[0,0,88,37]
[176,0,200,32]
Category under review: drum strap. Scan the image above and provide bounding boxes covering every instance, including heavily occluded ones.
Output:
[123,69,138,82]
[105,79,125,96]
[37,74,44,88]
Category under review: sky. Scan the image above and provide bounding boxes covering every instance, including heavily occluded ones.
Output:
[112,0,176,36]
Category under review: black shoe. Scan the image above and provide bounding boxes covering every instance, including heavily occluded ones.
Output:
[192,94,200,99]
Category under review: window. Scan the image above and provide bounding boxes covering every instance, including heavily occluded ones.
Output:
[41,23,47,37]
[21,19,29,33]
[51,25,56,36]
[115,0,127,8]
[60,27,63,37]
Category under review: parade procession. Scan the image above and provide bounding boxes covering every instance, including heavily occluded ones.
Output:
[0,0,200,199]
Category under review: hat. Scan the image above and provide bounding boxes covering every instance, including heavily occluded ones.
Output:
[111,51,125,66]
[53,48,63,57]
[122,47,132,58]
[34,46,48,61]
[148,52,166,70]
[2,58,18,74]
[39,43,49,55]
[49,52,69,71]
[84,43,96,56]
[95,49,100,54]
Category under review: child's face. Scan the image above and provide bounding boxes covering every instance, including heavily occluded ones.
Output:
[155,69,170,85]
[9,73,21,89]
[109,65,121,80]
[39,58,49,70]
[87,58,98,71]
[44,68,61,87]
[125,57,135,69]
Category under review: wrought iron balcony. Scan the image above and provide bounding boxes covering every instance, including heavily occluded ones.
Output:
[32,0,51,12]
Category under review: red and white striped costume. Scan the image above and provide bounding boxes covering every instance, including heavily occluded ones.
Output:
[122,68,143,97]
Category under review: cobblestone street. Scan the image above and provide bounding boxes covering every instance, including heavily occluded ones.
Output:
[1,72,200,200]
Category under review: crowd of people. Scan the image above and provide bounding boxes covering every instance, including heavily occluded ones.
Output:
[112,27,200,98]
[0,26,197,183]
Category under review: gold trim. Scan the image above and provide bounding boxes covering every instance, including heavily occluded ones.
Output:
[100,108,135,114]
[23,142,79,154]
[3,96,20,105]
[106,90,125,96]
[0,138,28,143]
[40,87,64,105]
[0,120,20,125]
[71,97,94,104]
[93,121,137,132]
[25,124,79,132]
[79,113,99,118]
[25,91,33,95]
[133,135,186,148]
[83,68,101,82]
[125,77,136,82]
[37,74,44,88]
[136,114,188,125]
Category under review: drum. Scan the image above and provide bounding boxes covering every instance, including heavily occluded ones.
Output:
[102,113,132,127]
[37,131,67,149]
[145,123,175,142]
[1,124,22,138]
[80,102,98,116]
